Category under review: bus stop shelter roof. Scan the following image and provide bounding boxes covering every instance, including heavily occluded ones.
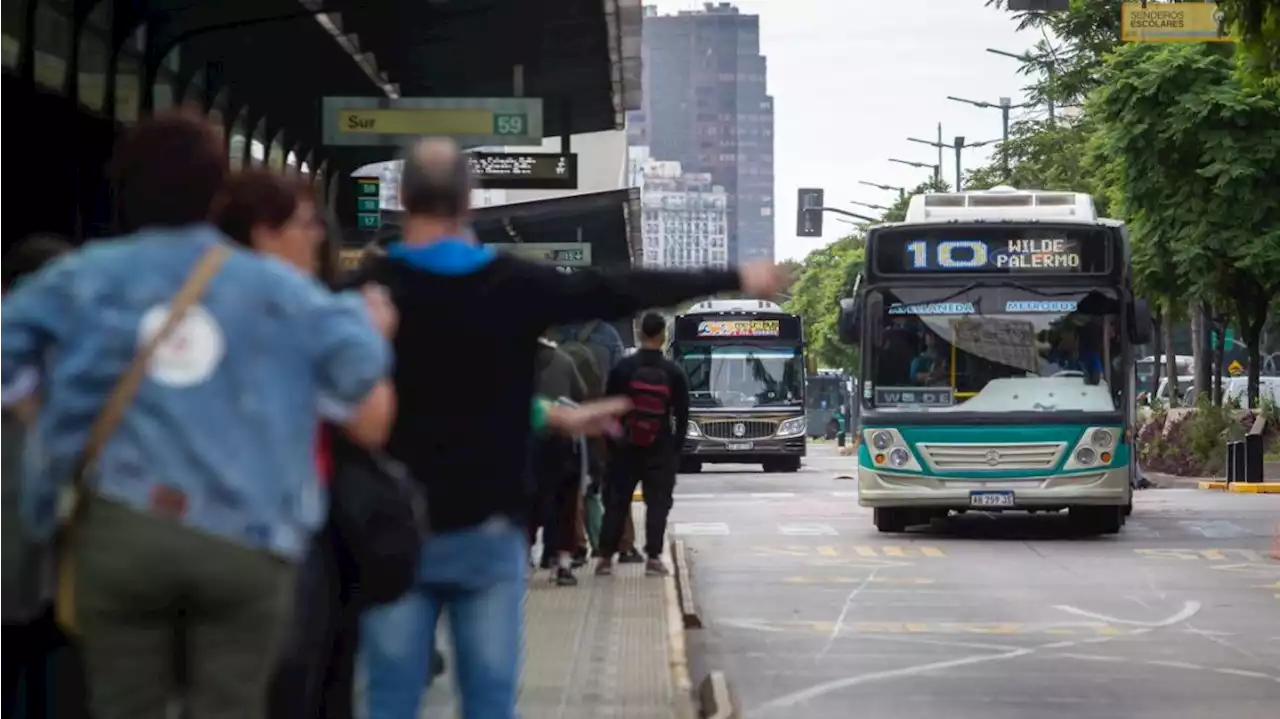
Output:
[160,0,641,173]
[470,188,641,270]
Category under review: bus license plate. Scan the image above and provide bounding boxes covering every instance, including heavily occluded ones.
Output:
[970,491,1015,508]
[726,442,754,451]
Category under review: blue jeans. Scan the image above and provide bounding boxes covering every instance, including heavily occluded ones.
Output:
[360,517,527,719]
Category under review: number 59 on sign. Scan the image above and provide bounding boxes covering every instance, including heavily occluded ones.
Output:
[493,113,526,135]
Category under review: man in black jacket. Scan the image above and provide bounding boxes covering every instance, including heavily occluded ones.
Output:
[357,138,786,719]
[595,313,690,578]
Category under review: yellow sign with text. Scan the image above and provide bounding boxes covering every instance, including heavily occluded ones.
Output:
[1121,2,1233,43]
[336,108,496,136]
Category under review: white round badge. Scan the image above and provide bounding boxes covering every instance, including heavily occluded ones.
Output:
[137,303,225,388]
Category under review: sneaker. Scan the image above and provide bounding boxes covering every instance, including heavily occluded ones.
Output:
[554,567,578,586]
[645,559,670,576]
[618,548,645,564]
[595,559,614,576]
[571,548,588,569]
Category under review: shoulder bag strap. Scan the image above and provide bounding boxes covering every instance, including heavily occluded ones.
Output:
[68,243,231,518]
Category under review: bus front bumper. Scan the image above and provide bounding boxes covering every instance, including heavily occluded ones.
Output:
[857,467,1131,509]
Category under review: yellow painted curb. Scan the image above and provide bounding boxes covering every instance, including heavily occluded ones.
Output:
[1227,482,1280,494]
[1198,480,1228,491]
[663,571,697,719]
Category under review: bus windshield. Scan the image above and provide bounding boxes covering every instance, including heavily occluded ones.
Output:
[675,345,804,408]
[865,285,1124,413]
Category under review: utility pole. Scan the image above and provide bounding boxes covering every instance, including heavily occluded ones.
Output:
[987,47,1057,123]
[907,135,999,192]
[858,180,906,200]
[888,157,941,185]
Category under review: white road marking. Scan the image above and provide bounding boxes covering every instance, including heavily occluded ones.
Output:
[831,490,860,498]
[672,493,717,499]
[672,522,730,536]
[751,492,797,498]
[777,522,838,536]
[1052,601,1201,628]
[1147,659,1208,671]
[717,618,786,633]
[1213,668,1274,680]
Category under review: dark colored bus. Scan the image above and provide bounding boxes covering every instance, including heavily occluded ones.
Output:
[671,300,807,473]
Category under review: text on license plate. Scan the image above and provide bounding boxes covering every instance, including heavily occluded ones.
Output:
[970,491,1015,508]
[726,442,754,451]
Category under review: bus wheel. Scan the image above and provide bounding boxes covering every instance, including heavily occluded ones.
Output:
[1069,506,1123,535]
[680,459,703,474]
[874,508,907,533]
[766,457,801,473]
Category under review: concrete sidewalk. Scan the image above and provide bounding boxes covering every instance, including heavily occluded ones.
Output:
[420,515,695,719]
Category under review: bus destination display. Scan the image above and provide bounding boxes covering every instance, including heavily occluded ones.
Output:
[874,228,1110,275]
[697,319,781,338]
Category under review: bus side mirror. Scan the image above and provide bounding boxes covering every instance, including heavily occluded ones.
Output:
[1130,299,1154,345]
[837,297,861,345]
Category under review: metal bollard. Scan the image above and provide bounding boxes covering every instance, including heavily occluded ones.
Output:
[1226,440,1245,483]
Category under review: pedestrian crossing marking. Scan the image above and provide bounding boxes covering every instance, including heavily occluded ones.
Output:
[673,522,730,536]
[1135,548,1266,562]
[777,522,838,536]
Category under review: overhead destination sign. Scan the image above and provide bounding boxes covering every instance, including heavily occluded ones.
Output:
[1121,2,1232,43]
[874,228,1112,275]
[322,97,543,147]
[469,153,578,190]
[697,320,781,338]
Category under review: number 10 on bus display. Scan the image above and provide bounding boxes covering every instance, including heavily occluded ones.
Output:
[906,240,990,270]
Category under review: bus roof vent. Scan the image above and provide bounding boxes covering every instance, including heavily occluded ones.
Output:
[905,188,1097,223]
[688,299,783,313]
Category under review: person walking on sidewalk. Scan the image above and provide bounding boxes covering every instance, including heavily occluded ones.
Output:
[595,313,690,578]
[529,337,589,586]
[355,137,788,719]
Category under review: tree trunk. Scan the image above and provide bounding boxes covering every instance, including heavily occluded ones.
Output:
[1213,316,1226,406]
[1243,302,1270,410]
[1163,318,1179,407]
[1151,311,1164,398]
[1190,305,1205,401]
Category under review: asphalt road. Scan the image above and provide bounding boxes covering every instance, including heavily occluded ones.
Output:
[674,443,1280,719]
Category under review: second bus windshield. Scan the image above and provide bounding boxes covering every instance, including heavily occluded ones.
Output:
[675,345,804,408]
[866,286,1125,412]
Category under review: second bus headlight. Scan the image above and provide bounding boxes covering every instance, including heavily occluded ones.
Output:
[776,417,807,437]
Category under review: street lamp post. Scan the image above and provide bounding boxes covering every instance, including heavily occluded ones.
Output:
[888,157,941,185]
[986,47,1057,123]
[907,136,999,192]
[858,180,906,200]
[946,95,1037,174]
[850,200,888,212]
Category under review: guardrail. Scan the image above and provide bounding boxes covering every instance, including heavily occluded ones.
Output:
[1225,415,1267,484]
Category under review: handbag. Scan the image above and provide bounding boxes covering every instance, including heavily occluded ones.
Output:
[327,432,429,606]
[54,244,231,632]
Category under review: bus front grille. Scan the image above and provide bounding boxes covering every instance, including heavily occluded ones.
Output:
[702,420,778,440]
[917,442,1066,471]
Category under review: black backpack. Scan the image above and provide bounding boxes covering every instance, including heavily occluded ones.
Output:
[623,364,674,448]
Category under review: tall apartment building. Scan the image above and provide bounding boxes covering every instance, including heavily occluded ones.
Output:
[635,2,775,263]
[630,146,729,270]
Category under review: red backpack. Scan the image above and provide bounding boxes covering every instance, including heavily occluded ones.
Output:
[623,364,673,447]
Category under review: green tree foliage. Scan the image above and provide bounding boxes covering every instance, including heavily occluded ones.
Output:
[963,118,1109,213]
[1087,42,1280,405]
[785,234,863,372]
[1216,0,1280,84]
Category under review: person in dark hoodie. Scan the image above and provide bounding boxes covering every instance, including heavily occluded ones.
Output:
[356,138,787,719]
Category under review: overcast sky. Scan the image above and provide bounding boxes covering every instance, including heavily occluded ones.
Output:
[648,0,1051,261]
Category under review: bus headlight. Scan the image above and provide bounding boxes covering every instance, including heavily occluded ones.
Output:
[888,447,911,468]
[1074,446,1097,466]
[1062,426,1122,470]
[776,417,807,437]
[1090,429,1115,450]
[687,422,703,438]
[871,431,893,451]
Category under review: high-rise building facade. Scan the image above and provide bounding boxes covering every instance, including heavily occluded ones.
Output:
[630,146,729,269]
[638,2,775,264]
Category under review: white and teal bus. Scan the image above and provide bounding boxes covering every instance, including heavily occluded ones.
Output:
[837,187,1153,535]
